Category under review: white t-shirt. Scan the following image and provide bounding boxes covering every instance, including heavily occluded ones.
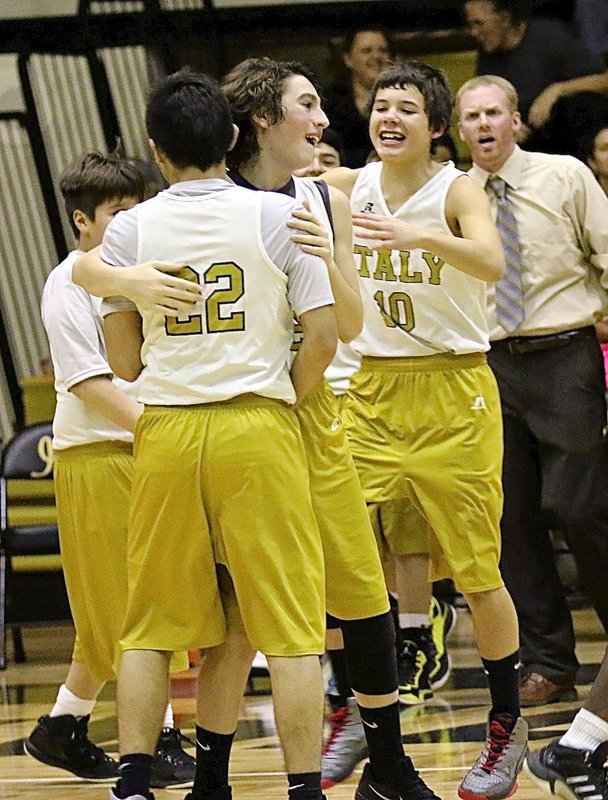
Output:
[41,250,135,450]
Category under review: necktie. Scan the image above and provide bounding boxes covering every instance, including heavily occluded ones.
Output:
[487,175,525,333]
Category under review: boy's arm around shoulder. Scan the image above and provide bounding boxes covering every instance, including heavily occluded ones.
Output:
[73,246,202,315]
[325,185,363,342]
[323,166,361,198]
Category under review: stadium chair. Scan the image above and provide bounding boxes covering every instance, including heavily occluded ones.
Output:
[0,423,70,670]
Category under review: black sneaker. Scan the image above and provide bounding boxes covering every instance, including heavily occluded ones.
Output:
[24,714,118,781]
[525,739,608,799]
[398,636,434,705]
[109,790,155,800]
[356,760,442,800]
[150,727,196,789]
[184,788,233,800]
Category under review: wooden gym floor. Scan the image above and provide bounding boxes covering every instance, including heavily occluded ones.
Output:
[1,606,604,800]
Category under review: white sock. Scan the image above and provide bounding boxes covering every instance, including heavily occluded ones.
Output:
[399,613,429,629]
[560,708,608,752]
[50,684,95,719]
[163,703,174,729]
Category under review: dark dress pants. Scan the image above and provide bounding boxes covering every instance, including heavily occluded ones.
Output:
[488,336,608,684]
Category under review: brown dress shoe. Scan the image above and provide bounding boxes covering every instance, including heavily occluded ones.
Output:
[519,672,578,707]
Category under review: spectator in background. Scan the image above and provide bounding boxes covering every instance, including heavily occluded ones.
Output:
[293,127,344,177]
[575,0,608,65]
[464,0,608,137]
[526,91,608,159]
[324,27,392,168]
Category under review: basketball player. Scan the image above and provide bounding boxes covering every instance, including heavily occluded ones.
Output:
[323,60,528,800]
[30,151,195,790]
[89,69,338,800]
[216,57,441,800]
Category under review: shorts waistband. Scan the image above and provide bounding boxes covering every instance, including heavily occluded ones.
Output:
[360,352,487,373]
[54,440,133,462]
[491,326,595,355]
[144,393,289,414]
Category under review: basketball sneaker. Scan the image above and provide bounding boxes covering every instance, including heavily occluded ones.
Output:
[524,739,608,799]
[184,788,233,800]
[150,727,196,788]
[429,597,457,689]
[321,696,368,788]
[398,635,434,705]
[109,792,154,800]
[24,713,118,781]
[458,714,528,800]
[356,759,442,800]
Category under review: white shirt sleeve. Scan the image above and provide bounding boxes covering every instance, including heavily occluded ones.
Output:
[99,208,140,316]
[259,193,334,317]
[41,265,112,390]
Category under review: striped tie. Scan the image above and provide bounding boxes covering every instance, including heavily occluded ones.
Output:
[487,176,525,333]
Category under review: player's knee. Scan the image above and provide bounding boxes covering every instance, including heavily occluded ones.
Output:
[340,611,397,695]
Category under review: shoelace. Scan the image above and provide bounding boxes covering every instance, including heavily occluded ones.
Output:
[397,761,439,800]
[479,721,512,774]
[323,707,349,755]
[72,717,113,765]
[159,728,196,764]
[409,770,439,799]
[586,755,608,793]
[400,643,424,686]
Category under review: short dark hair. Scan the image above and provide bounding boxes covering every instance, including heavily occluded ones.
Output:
[321,127,345,164]
[59,150,145,237]
[465,0,531,25]
[146,67,234,173]
[369,60,453,134]
[126,156,166,199]
[222,57,322,171]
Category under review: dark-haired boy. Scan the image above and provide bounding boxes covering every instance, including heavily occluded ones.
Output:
[324,60,528,800]
[90,69,336,800]
[29,151,195,790]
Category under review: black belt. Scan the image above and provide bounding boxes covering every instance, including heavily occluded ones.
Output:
[491,326,596,355]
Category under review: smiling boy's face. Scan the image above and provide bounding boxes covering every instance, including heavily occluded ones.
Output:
[260,74,329,174]
[368,84,437,163]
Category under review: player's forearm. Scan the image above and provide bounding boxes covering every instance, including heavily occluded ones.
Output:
[326,262,363,343]
[70,376,143,433]
[418,231,505,282]
[103,311,144,382]
[291,338,336,401]
[72,247,128,298]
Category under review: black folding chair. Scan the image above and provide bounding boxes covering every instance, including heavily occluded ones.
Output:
[0,423,70,669]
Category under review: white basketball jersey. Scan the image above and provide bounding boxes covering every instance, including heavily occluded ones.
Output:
[135,186,296,405]
[350,161,490,357]
[289,177,336,363]
[292,177,364,394]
